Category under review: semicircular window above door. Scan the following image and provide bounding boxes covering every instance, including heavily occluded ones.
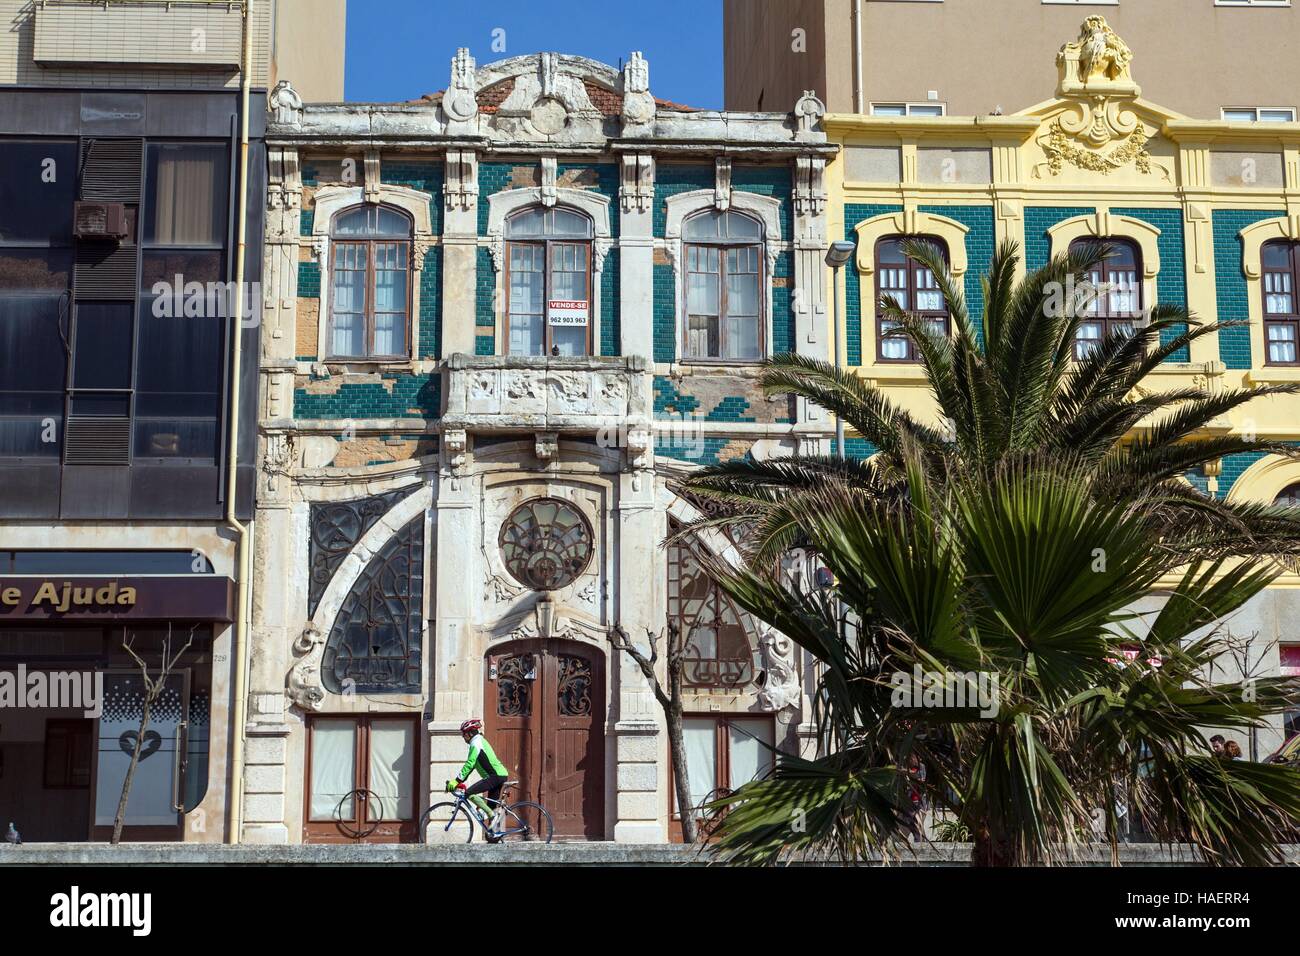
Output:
[498,497,594,591]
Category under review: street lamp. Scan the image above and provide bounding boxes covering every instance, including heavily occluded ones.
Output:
[825,241,856,458]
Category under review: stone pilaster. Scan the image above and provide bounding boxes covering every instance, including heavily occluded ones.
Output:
[442,149,480,356]
[612,473,666,842]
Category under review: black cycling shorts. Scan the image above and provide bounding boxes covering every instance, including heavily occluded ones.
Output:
[465,774,508,804]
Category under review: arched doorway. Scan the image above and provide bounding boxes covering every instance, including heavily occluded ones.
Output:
[484,638,605,840]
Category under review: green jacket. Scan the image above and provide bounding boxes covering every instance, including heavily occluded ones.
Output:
[458,733,508,782]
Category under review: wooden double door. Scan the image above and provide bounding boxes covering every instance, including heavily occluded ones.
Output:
[485,639,604,840]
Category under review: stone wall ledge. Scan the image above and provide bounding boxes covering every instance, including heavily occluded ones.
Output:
[3,843,1295,867]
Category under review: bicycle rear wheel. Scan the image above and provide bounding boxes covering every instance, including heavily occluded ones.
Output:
[497,801,554,843]
[419,801,474,844]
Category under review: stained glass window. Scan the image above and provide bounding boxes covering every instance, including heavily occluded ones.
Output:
[499,498,594,591]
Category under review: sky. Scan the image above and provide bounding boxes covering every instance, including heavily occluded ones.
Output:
[344,0,725,108]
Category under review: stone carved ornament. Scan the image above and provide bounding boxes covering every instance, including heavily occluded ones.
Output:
[444,48,479,122]
[757,626,800,714]
[1037,17,1158,179]
[269,80,303,125]
[621,51,655,128]
[1062,16,1134,86]
[288,624,327,712]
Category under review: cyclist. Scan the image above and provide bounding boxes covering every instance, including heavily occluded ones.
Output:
[451,718,510,839]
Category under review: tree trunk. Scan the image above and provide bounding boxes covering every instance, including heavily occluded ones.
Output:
[665,664,696,843]
[112,701,152,845]
[970,826,1017,867]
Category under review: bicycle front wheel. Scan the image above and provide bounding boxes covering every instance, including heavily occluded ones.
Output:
[419,801,474,844]
[498,801,554,843]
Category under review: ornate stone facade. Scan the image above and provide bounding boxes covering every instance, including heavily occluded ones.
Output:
[248,49,831,844]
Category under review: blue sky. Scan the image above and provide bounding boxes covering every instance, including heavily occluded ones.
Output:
[344,0,724,108]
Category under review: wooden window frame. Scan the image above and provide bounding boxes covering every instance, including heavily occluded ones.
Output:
[682,215,766,365]
[1069,237,1144,359]
[1261,240,1300,367]
[327,205,413,361]
[668,714,776,842]
[302,714,420,843]
[874,235,950,364]
[503,237,593,357]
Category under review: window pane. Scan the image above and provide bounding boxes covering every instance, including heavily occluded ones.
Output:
[728,719,774,789]
[687,315,719,359]
[374,255,407,313]
[880,319,908,360]
[1265,271,1294,315]
[134,302,222,459]
[367,722,415,821]
[724,315,760,361]
[509,245,544,316]
[0,142,77,244]
[728,214,762,242]
[331,312,363,357]
[1261,109,1295,123]
[1268,323,1297,363]
[140,249,223,295]
[1263,243,1292,270]
[683,719,717,813]
[726,270,759,317]
[146,144,227,246]
[550,208,592,238]
[914,266,942,311]
[374,313,405,356]
[909,104,944,117]
[1223,109,1258,122]
[872,103,907,116]
[551,326,586,357]
[72,303,133,390]
[505,207,591,239]
[684,211,722,241]
[0,292,67,457]
[505,208,545,238]
[878,266,908,309]
[309,720,356,820]
[509,314,544,356]
[549,242,588,301]
[334,205,410,238]
[1109,270,1138,315]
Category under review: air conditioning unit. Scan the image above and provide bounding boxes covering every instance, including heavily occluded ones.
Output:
[73,201,128,240]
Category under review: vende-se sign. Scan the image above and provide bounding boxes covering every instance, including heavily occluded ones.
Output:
[0,577,235,621]
[548,299,588,326]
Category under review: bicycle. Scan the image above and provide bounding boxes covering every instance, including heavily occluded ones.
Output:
[418,780,554,844]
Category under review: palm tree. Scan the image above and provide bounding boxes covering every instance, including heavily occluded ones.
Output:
[684,239,1300,565]
[677,241,1300,865]
[694,454,1300,866]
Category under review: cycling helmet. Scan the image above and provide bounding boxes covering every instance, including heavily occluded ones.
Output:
[460,718,483,735]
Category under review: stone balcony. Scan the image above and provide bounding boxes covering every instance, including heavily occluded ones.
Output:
[442,353,651,434]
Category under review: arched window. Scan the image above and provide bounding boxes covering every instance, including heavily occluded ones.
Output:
[875,236,949,362]
[329,205,412,359]
[1273,482,1300,507]
[1069,238,1142,359]
[505,207,593,357]
[683,209,764,362]
[1262,240,1299,366]
[667,523,761,689]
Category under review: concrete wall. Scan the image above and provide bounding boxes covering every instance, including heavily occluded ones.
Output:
[271,0,346,102]
[726,0,1300,120]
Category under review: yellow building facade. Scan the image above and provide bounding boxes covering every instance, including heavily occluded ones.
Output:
[824,17,1300,754]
